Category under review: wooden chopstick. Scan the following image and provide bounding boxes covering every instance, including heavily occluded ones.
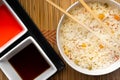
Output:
[46,0,118,51]
[46,0,101,39]
[79,0,101,23]
[79,0,120,45]
[79,0,112,35]
[79,0,116,37]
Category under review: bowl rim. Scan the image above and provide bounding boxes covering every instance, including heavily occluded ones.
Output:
[56,0,120,76]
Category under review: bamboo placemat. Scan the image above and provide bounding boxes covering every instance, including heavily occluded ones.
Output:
[1,0,120,80]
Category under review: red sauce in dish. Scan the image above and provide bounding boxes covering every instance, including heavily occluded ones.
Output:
[0,4,23,47]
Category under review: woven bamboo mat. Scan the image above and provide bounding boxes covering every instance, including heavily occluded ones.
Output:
[1,0,120,80]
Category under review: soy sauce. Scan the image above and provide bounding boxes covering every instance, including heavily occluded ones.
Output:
[9,43,50,80]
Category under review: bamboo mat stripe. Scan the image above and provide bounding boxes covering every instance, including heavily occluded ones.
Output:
[41,29,56,45]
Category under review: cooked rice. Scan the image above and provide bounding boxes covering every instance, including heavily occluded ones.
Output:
[60,2,120,70]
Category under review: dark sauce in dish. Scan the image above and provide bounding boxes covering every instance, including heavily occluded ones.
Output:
[9,43,50,80]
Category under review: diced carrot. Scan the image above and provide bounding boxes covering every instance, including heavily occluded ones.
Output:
[114,14,120,21]
[99,44,104,49]
[98,13,105,20]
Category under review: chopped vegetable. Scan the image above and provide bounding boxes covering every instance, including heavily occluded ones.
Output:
[89,57,93,60]
[99,44,104,49]
[63,46,70,55]
[98,13,105,20]
[88,65,92,70]
[114,14,120,21]
[74,59,79,65]
[81,43,87,48]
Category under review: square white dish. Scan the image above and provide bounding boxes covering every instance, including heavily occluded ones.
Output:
[0,36,57,80]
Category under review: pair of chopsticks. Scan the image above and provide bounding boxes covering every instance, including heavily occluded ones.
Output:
[46,0,119,51]
[46,0,101,38]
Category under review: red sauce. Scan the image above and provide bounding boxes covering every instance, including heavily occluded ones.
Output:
[0,4,23,47]
[9,43,50,80]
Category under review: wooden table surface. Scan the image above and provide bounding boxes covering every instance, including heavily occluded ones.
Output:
[1,0,120,80]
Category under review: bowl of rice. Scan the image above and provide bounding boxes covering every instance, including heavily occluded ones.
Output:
[57,0,120,75]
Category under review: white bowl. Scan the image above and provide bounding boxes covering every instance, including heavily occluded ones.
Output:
[57,0,120,75]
